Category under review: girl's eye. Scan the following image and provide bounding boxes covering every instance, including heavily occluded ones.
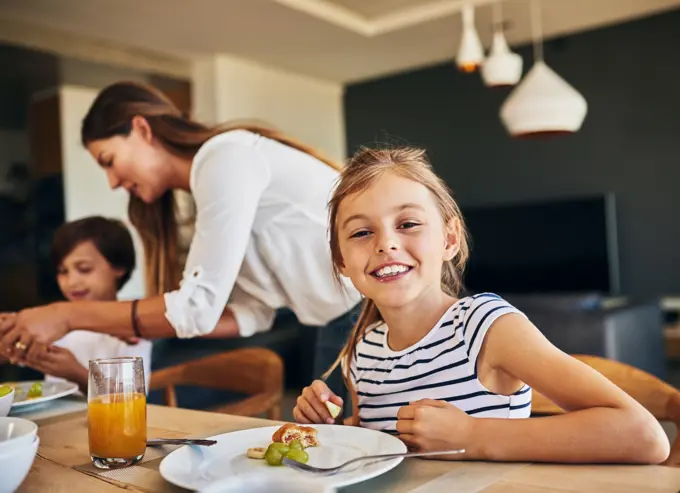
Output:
[399,221,420,229]
[350,230,371,239]
[77,266,93,274]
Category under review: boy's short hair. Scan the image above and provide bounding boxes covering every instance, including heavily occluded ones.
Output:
[51,216,136,290]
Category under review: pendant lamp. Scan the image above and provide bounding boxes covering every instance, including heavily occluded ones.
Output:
[500,0,587,137]
[456,3,484,73]
[481,1,523,88]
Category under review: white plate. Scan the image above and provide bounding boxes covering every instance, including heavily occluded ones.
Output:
[159,424,406,491]
[7,381,79,409]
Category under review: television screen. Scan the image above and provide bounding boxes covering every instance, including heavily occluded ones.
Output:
[462,194,620,295]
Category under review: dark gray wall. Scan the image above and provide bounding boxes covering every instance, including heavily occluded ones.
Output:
[344,9,680,298]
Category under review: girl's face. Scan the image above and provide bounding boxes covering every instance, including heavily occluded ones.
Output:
[86,116,173,204]
[56,241,123,302]
[336,171,459,310]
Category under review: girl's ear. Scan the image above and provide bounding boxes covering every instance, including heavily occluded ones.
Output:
[113,267,126,284]
[443,218,460,261]
[337,258,349,278]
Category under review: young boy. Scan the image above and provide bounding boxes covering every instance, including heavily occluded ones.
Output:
[24,216,152,392]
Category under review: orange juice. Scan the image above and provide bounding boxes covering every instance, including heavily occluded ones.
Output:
[88,392,147,459]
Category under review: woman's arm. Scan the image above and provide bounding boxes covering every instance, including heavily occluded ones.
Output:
[468,314,669,463]
[0,141,270,356]
[0,297,242,362]
[162,140,270,338]
[64,297,242,339]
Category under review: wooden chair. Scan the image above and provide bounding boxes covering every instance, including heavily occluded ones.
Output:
[149,347,284,420]
[531,355,680,466]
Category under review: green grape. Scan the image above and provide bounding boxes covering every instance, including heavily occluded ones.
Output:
[265,442,289,466]
[288,439,304,451]
[27,382,43,398]
[284,449,309,464]
[268,442,290,454]
[0,385,12,398]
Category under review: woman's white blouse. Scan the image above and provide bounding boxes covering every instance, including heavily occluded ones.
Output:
[164,130,361,338]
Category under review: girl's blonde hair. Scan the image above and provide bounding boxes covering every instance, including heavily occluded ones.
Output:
[81,81,343,296]
[322,146,470,415]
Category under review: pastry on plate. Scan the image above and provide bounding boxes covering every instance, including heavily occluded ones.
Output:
[272,423,319,448]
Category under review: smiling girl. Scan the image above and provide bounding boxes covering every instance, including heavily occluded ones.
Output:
[293,146,669,464]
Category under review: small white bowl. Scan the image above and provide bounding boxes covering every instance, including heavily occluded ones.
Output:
[200,474,336,493]
[0,435,39,493]
[0,388,14,417]
[0,417,38,453]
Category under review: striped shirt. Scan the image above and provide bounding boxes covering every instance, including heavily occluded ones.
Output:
[348,293,532,433]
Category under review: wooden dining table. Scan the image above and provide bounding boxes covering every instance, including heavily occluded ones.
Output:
[14,398,680,493]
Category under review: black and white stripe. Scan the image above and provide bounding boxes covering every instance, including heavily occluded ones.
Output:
[349,293,532,432]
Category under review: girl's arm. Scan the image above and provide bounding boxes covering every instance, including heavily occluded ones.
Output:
[468,314,669,464]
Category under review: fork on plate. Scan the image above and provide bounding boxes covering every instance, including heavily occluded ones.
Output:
[282,449,465,476]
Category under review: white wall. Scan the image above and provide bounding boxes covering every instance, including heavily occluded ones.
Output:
[58,85,145,300]
[193,54,346,161]
[59,58,150,88]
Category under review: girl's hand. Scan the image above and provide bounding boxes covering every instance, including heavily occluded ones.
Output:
[25,346,87,385]
[397,399,474,459]
[293,380,344,425]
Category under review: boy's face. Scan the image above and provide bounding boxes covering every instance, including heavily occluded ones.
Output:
[57,241,124,302]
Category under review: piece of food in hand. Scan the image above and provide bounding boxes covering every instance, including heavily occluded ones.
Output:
[272,423,319,448]
[325,400,342,419]
[246,447,267,459]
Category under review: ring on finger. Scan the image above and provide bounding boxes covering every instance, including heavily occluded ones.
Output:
[14,341,27,351]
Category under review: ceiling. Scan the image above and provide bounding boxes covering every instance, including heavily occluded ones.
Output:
[1,0,679,83]
[329,0,438,19]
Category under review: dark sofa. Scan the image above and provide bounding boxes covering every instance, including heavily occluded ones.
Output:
[503,294,667,379]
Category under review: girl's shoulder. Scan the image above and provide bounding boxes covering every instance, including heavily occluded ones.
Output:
[455,292,521,313]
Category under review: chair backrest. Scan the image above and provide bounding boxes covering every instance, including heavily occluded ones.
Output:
[531,354,680,466]
[149,347,284,419]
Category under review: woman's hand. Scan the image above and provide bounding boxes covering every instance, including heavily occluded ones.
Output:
[293,380,344,425]
[25,346,87,386]
[0,303,71,362]
[397,399,474,459]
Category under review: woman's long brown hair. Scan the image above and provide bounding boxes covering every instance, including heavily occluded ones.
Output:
[81,81,343,296]
[322,146,470,418]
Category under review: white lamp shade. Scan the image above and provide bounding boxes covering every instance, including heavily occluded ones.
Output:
[500,61,588,137]
[456,5,484,73]
[481,31,523,87]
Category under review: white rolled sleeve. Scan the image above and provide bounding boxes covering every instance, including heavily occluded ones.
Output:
[164,140,271,338]
[228,284,277,337]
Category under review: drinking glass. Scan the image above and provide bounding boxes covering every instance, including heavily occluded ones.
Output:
[88,357,147,468]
